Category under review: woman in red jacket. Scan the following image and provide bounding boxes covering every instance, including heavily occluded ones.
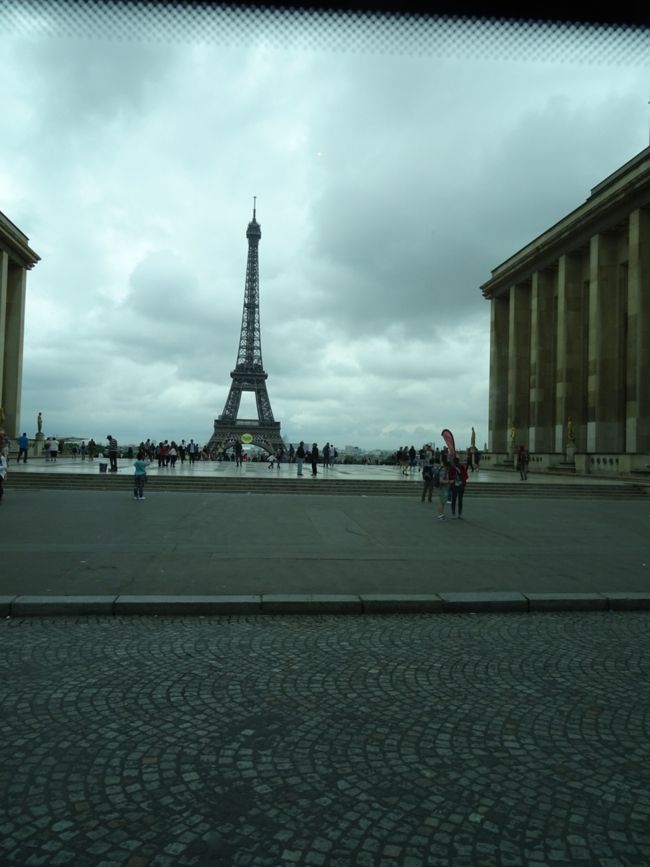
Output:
[448,456,468,519]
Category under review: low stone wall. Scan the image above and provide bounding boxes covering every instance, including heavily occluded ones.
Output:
[482,451,650,478]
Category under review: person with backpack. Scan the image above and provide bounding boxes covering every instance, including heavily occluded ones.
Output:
[421,459,435,503]
[448,456,468,519]
[296,441,306,476]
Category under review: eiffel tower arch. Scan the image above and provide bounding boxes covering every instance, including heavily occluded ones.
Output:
[208,202,284,457]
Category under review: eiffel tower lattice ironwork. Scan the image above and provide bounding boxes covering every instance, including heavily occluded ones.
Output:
[208,202,283,456]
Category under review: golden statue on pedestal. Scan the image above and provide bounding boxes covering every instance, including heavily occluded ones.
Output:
[567,417,576,445]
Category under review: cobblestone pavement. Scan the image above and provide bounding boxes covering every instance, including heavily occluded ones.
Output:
[1,613,649,867]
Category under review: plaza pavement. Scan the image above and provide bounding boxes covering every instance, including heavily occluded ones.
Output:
[2,461,649,867]
[1,458,649,614]
[6,455,644,485]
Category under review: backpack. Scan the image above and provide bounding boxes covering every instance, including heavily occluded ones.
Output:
[423,464,434,481]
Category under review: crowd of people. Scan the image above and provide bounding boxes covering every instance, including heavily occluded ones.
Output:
[0,425,505,515]
[393,443,482,475]
[419,451,470,520]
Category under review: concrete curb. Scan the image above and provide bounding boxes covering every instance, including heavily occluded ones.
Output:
[3,593,650,617]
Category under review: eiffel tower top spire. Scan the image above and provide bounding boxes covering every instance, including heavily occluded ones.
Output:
[236,200,264,372]
[247,196,261,242]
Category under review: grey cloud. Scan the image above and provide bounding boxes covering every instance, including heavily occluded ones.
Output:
[17,36,176,134]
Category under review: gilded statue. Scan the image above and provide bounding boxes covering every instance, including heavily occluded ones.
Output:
[567,417,576,444]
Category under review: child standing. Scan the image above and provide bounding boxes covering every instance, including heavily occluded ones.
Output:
[133,450,150,500]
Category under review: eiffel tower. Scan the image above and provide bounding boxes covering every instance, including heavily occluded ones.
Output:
[208,201,283,456]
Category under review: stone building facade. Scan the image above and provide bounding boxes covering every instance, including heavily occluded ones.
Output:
[0,212,40,439]
[481,146,650,474]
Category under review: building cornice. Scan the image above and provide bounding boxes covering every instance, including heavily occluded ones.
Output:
[481,146,650,299]
[0,210,40,269]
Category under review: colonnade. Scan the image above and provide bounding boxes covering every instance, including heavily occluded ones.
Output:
[488,206,650,457]
[0,213,39,438]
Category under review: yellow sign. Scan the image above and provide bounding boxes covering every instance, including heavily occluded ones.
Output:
[241,433,253,444]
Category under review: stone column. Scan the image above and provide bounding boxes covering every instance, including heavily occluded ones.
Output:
[555,251,588,452]
[488,295,509,453]
[507,281,531,452]
[2,261,27,438]
[587,233,625,452]
[529,267,556,453]
[627,206,650,453]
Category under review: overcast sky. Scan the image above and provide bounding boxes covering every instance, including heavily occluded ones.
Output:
[1,2,648,451]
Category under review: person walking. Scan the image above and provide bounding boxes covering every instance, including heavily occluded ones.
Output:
[133,450,150,500]
[448,456,468,519]
[435,459,450,521]
[421,459,435,503]
[17,432,29,463]
[408,445,417,473]
[516,444,529,481]
[296,441,305,476]
[310,443,319,476]
[49,437,59,462]
[107,435,118,472]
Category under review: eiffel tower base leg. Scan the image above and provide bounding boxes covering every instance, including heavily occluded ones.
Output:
[208,420,284,456]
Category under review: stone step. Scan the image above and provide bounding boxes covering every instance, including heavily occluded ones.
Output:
[5,473,647,498]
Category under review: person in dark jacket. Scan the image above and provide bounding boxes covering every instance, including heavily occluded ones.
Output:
[516,444,529,481]
[310,443,319,476]
[448,456,468,519]
[296,441,306,476]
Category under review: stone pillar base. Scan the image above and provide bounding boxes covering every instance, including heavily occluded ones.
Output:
[34,432,45,456]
